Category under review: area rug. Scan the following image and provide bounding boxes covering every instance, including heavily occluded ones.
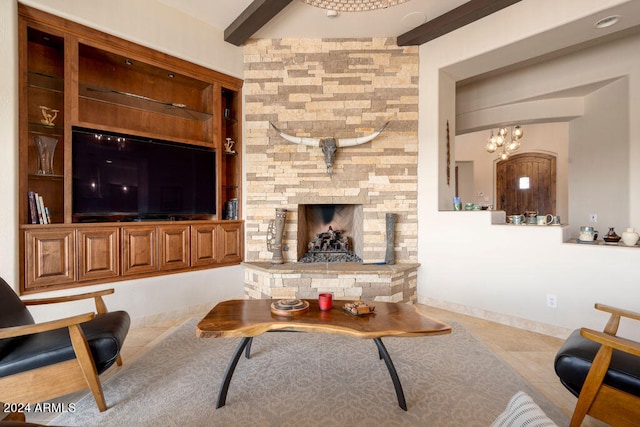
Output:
[51,319,568,426]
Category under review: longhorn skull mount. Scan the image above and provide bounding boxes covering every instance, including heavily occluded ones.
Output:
[269,121,390,174]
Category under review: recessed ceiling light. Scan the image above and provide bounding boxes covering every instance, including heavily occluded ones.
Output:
[401,11,427,29]
[595,15,621,29]
[326,10,339,18]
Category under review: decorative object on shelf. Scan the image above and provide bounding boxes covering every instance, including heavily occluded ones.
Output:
[453,196,461,211]
[578,226,598,242]
[270,121,389,174]
[267,208,287,264]
[525,210,537,225]
[270,299,309,316]
[621,228,639,246]
[486,125,524,160]
[550,215,561,225]
[38,105,59,126]
[536,214,553,225]
[508,214,524,225]
[224,138,236,154]
[301,0,408,12]
[223,198,238,220]
[33,135,58,175]
[603,227,621,243]
[385,213,397,265]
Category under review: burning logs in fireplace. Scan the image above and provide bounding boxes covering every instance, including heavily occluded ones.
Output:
[299,226,363,263]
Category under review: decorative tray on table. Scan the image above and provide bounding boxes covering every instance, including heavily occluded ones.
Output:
[270,299,309,316]
[342,301,375,316]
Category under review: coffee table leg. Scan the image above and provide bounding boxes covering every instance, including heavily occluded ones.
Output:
[373,338,407,411]
[245,337,253,359]
[217,337,252,408]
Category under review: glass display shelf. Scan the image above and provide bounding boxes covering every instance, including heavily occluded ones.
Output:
[28,71,64,93]
[28,122,63,137]
[79,84,212,122]
[28,173,64,180]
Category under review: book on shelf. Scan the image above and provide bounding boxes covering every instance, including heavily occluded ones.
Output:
[27,191,38,224]
[38,194,48,224]
[28,192,51,224]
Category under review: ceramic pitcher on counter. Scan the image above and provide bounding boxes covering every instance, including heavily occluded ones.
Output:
[621,228,639,246]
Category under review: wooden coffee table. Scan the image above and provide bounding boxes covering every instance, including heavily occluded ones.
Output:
[197,299,451,411]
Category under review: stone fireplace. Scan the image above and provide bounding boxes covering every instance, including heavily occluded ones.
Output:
[242,38,419,303]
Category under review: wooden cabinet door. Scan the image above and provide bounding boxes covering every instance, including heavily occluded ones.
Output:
[191,223,218,267]
[218,222,243,264]
[122,226,157,276]
[158,224,190,271]
[77,227,119,281]
[24,229,75,290]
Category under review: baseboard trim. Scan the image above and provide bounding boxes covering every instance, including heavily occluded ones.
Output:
[418,296,572,339]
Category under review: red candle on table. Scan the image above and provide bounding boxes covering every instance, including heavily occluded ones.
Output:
[318,293,333,311]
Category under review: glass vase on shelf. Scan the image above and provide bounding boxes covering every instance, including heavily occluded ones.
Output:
[33,135,58,175]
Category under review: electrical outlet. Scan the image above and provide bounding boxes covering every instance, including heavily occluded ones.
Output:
[589,213,598,223]
[546,294,558,308]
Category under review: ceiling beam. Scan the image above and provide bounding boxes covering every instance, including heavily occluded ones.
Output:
[397,0,521,46]
[224,0,293,46]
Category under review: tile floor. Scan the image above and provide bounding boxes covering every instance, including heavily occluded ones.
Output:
[27,304,607,426]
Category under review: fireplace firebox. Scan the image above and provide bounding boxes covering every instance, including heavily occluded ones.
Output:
[297,204,363,262]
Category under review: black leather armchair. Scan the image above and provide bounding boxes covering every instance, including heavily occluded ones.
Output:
[0,277,129,412]
[554,303,640,426]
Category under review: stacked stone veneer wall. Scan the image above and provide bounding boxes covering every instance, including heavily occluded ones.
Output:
[243,38,419,264]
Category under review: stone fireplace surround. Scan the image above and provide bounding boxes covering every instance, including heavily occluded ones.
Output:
[242,38,419,303]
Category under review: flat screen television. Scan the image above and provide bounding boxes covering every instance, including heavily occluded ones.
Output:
[72,127,216,222]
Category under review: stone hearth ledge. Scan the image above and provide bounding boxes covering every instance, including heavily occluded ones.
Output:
[243,262,420,303]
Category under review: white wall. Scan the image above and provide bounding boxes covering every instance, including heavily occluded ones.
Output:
[419,0,640,340]
[1,0,246,325]
[569,78,629,234]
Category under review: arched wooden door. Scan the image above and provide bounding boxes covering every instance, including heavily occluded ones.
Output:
[496,153,556,215]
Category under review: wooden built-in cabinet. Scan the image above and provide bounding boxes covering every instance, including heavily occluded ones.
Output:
[18,5,244,294]
[22,221,243,293]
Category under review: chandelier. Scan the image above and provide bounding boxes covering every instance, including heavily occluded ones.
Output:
[485,125,524,160]
[301,0,409,12]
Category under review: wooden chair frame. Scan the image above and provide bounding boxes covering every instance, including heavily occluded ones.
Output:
[569,303,640,427]
[0,289,122,412]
